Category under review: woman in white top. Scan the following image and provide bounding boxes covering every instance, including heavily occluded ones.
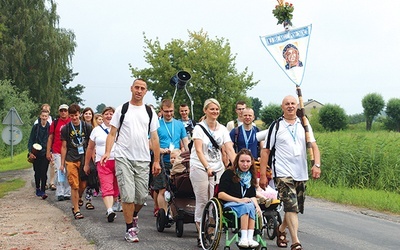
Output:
[84,107,119,222]
[189,98,236,247]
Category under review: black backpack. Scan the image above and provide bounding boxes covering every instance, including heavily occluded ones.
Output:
[116,102,153,141]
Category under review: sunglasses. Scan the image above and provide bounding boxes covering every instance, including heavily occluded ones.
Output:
[59,109,68,112]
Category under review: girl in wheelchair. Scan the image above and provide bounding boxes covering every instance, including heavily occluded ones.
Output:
[218,149,262,248]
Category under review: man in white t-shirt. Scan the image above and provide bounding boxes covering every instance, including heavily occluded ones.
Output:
[100,78,160,243]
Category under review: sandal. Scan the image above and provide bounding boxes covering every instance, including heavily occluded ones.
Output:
[276,226,289,248]
[153,208,159,217]
[73,211,84,219]
[85,202,95,210]
[291,242,303,250]
[50,184,56,191]
[78,199,84,207]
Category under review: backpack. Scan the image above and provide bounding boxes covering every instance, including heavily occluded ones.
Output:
[116,102,153,141]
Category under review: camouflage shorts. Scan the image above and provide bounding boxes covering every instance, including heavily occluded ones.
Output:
[275,177,306,214]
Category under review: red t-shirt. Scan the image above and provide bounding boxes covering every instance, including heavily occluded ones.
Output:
[49,117,70,154]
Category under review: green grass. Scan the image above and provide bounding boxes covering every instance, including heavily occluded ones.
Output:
[0,151,31,172]
[0,178,25,198]
[307,180,400,214]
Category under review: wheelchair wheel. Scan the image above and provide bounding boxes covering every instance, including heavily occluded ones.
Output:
[156,208,166,232]
[264,213,278,240]
[200,197,223,250]
[175,219,184,237]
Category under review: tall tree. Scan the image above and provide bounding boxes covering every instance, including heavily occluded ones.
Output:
[385,98,400,132]
[0,0,77,109]
[130,30,258,124]
[259,103,282,127]
[250,97,263,119]
[318,104,348,131]
[361,93,385,131]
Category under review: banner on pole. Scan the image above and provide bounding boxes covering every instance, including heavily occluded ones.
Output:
[260,24,312,86]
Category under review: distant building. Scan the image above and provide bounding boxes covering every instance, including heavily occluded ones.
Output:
[301,99,324,116]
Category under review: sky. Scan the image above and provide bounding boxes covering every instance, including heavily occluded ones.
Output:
[56,0,400,116]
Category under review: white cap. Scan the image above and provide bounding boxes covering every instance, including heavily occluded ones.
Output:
[58,104,68,110]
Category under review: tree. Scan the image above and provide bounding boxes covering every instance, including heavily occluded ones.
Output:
[96,103,106,114]
[318,104,348,131]
[385,98,400,132]
[361,93,385,131]
[0,80,36,157]
[130,30,258,124]
[259,104,282,127]
[347,113,365,124]
[250,97,263,119]
[0,0,77,110]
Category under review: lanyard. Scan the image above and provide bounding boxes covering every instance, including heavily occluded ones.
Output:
[241,186,247,198]
[70,121,83,144]
[162,119,174,140]
[100,124,109,134]
[241,127,254,149]
[285,121,297,143]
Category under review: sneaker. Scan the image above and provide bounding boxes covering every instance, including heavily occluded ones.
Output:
[57,195,65,201]
[36,189,41,197]
[248,239,259,248]
[238,239,249,248]
[42,193,48,200]
[125,228,139,243]
[106,211,116,222]
[112,201,121,212]
[132,216,139,230]
[64,196,71,200]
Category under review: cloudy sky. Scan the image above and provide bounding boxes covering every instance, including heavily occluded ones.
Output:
[56,0,399,115]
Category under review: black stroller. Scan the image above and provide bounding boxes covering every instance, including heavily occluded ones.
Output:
[156,150,196,237]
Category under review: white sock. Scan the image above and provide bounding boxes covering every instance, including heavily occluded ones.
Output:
[107,208,113,213]
[240,230,248,241]
[248,229,254,240]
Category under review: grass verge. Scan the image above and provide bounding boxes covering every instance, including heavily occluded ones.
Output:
[0,151,30,172]
[0,178,25,198]
[307,180,400,214]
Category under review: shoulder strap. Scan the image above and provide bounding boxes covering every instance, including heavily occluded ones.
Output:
[233,126,239,152]
[116,102,129,142]
[268,117,283,180]
[198,124,220,149]
[145,104,153,136]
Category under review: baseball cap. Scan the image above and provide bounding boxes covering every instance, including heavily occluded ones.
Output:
[59,104,69,110]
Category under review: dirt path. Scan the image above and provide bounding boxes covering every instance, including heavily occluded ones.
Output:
[0,169,94,250]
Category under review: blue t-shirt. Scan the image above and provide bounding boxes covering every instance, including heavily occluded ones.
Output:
[229,125,259,158]
[158,118,187,163]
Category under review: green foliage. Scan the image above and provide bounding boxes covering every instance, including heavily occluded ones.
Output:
[318,104,347,131]
[250,97,263,119]
[0,151,31,172]
[347,113,365,124]
[308,108,324,132]
[0,0,78,111]
[0,179,25,198]
[361,93,385,131]
[0,80,36,157]
[316,131,400,193]
[385,98,400,132]
[272,2,294,26]
[130,30,258,124]
[96,103,106,114]
[259,103,282,127]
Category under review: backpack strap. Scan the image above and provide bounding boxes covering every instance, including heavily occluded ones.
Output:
[233,126,239,152]
[116,102,153,141]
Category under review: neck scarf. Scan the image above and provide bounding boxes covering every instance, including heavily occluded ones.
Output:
[237,170,251,189]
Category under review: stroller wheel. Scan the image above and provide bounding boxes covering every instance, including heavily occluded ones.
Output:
[175,219,184,237]
[157,208,166,232]
[264,214,278,240]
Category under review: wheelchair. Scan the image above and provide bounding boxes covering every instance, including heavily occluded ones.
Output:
[199,197,268,250]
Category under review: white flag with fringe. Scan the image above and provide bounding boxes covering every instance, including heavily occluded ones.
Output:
[260,24,312,86]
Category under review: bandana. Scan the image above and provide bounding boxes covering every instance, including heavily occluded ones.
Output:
[237,170,251,189]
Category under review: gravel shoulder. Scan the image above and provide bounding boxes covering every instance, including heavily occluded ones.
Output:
[0,168,95,250]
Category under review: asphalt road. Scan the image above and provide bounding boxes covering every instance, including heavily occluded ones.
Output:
[46,187,400,250]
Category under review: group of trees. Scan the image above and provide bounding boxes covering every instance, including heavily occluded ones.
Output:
[0,0,84,118]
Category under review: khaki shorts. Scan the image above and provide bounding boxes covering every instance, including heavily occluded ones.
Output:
[115,157,149,205]
[65,160,86,192]
[275,177,306,214]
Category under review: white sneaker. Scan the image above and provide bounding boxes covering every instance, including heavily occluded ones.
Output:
[125,228,139,243]
[132,216,139,232]
[106,211,116,222]
[248,239,259,248]
[238,238,249,248]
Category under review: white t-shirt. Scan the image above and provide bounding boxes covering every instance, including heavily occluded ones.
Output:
[190,121,232,173]
[90,124,115,162]
[110,103,159,161]
[265,118,316,181]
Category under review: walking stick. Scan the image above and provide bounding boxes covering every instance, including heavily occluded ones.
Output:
[296,85,314,166]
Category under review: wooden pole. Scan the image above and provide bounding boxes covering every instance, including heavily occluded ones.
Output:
[296,85,314,165]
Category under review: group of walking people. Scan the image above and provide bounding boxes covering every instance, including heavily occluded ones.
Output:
[28,78,321,250]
